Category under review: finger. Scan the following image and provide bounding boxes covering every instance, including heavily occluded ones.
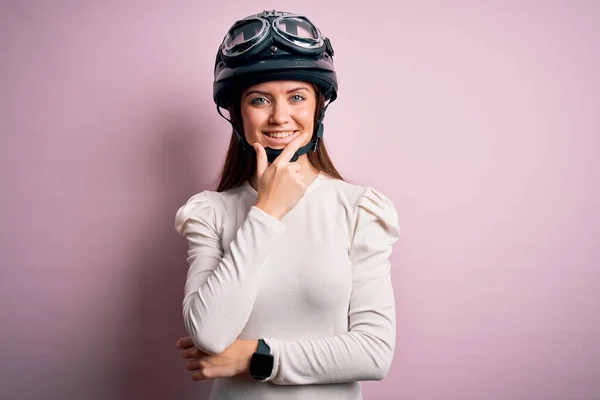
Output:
[186,360,201,371]
[273,135,305,166]
[180,347,206,359]
[183,348,202,359]
[179,347,195,359]
[176,337,194,349]
[288,163,301,173]
[192,360,213,380]
[192,371,208,381]
[254,143,268,179]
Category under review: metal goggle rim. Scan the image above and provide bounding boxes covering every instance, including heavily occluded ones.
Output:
[221,15,325,57]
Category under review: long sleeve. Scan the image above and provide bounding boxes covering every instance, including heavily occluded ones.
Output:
[262,188,401,385]
[175,192,286,355]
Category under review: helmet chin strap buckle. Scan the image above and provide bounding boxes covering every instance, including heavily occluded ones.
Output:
[263,146,302,163]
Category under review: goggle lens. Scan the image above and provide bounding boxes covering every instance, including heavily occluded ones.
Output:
[275,17,319,40]
[223,19,266,52]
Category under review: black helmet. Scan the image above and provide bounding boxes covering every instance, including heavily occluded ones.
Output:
[213,10,338,162]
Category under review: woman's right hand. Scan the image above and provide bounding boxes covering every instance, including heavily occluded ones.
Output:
[253,137,308,220]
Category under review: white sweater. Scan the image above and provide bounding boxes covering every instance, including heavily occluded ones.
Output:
[174,172,401,400]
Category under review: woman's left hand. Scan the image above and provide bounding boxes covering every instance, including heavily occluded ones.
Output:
[176,336,258,381]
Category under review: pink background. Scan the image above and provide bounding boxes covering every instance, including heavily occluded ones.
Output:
[2,1,599,399]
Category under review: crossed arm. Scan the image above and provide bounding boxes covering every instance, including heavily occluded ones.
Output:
[174,189,400,384]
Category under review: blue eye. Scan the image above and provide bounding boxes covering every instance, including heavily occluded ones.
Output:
[291,94,305,102]
[250,97,267,105]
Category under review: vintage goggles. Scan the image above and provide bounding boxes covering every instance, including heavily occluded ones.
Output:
[219,12,333,64]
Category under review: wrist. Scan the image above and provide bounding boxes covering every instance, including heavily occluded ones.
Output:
[240,340,259,373]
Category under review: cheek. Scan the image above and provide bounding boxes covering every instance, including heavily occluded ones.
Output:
[241,110,265,139]
[297,109,315,133]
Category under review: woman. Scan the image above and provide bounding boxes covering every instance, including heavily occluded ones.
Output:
[174,10,401,400]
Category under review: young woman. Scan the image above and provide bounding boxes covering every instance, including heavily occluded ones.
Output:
[174,10,401,400]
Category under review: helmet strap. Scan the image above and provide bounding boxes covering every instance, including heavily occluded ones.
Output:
[217,104,249,150]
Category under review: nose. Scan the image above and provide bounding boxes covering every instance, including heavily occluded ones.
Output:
[268,100,291,125]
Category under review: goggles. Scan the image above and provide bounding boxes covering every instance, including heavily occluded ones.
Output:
[219,11,333,64]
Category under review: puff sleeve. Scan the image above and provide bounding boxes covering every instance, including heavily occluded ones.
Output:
[175,192,287,355]
[262,188,401,385]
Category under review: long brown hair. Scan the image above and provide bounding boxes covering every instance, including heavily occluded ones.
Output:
[215,85,345,192]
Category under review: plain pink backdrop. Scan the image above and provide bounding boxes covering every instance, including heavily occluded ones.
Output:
[2,1,599,399]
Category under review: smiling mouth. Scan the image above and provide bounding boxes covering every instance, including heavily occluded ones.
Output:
[263,130,298,138]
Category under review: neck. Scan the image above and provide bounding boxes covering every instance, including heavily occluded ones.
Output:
[250,155,319,191]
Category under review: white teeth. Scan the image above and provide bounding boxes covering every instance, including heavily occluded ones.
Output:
[264,131,295,138]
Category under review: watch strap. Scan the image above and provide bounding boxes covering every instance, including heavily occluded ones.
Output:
[257,338,270,355]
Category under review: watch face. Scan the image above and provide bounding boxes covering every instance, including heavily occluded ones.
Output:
[249,353,274,380]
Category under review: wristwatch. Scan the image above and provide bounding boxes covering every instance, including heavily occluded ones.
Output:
[249,339,274,381]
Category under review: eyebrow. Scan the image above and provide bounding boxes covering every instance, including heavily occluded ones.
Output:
[244,86,310,98]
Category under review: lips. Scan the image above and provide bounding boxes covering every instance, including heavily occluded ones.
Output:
[262,130,300,146]
[263,130,297,138]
